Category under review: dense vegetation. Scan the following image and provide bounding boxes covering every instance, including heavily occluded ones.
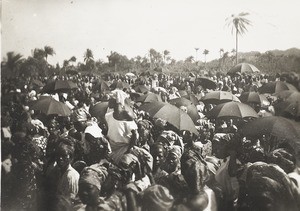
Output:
[2,47,300,78]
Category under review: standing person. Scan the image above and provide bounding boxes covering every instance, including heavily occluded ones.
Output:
[105,91,138,164]
[45,138,79,208]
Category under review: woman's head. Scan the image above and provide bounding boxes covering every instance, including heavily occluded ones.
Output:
[150,143,167,170]
[165,145,182,173]
[55,139,75,170]
[238,162,300,211]
[142,185,174,211]
[78,164,108,205]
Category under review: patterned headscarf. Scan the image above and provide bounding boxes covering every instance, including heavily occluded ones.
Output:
[79,163,108,191]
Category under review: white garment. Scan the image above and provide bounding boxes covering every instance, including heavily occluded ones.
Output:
[57,164,80,200]
[105,111,138,163]
[204,186,218,211]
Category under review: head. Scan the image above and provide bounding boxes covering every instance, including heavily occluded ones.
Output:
[78,164,108,205]
[55,140,75,171]
[150,143,167,170]
[142,185,174,211]
[165,146,182,173]
[237,162,300,211]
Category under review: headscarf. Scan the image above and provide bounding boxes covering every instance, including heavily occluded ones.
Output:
[239,162,300,211]
[84,121,103,138]
[142,185,174,211]
[168,145,182,159]
[79,163,108,191]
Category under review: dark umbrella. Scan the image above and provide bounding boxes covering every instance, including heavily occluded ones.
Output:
[42,80,77,93]
[206,101,258,119]
[195,77,217,90]
[134,85,150,94]
[201,91,240,105]
[258,81,298,94]
[93,79,110,92]
[110,81,130,90]
[32,79,44,87]
[275,101,300,119]
[182,94,200,105]
[228,63,260,75]
[239,92,270,107]
[136,92,162,103]
[274,91,300,119]
[30,96,72,116]
[240,116,300,151]
[139,101,198,134]
[89,101,109,119]
[274,90,300,101]
[169,97,200,123]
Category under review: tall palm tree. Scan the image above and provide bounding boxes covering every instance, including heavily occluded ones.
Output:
[33,48,46,60]
[203,49,209,65]
[226,12,251,64]
[44,46,55,61]
[163,50,170,64]
[84,49,94,64]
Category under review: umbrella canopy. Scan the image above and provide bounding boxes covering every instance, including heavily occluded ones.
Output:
[258,81,298,94]
[228,63,260,75]
[93,79,110,92]
[42,80,77,93]
[206,101,258,119]
[201,91,240,105]
[169,97,200,123]
[195,77,217,90]
[110,81,130,90]
[240,116,300,151]
[89,101,109,119]
[134,85,150,93]
[274,90,300,101]
[125,72,136,78]
[239,92,270,108]
[32,79,44,87]
[30,96,72,116]
[139,101,198,134]
[136,92,162,103]
[182,94,200,105]
[275,101,300,119]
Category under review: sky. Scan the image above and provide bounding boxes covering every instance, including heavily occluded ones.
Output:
[2,0,300,66]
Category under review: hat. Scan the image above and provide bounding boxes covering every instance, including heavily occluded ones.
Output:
[79,163,108,191]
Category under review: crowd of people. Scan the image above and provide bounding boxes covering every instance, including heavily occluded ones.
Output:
[1,69,300,211]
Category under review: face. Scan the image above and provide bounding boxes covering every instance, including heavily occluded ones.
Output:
[152,147,165,168]
[212,140,229,159]
[166,153,180,173]
[56,147,72,170]
[79,183,99,205]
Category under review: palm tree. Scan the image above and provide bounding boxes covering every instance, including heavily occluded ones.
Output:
[203,49,209,65]
[84,49,94,64]
[195,48,199,63]
[33,48,46,60]
[44,46,55,61]
[226,12,252,64]
[2,52,24,76]
[163,50,170,64]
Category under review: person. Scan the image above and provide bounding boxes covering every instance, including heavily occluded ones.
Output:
[105,96,138,164]
[141,185,174,211]
[45,138,80,207]
[237,162,300,211]
[150,143,168,183]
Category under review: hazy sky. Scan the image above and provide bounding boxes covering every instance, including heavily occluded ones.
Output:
[2,0,300,65]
